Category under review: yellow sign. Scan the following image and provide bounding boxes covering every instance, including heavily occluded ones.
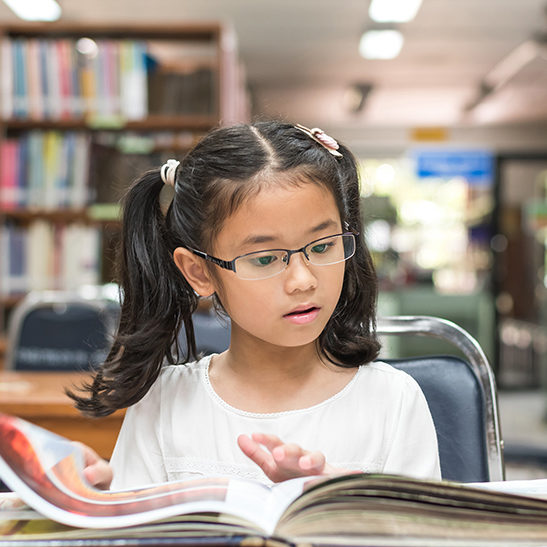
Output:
[410,127,448,142]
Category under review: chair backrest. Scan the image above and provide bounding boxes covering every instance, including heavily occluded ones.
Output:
[177,308,231,357]
[6,290,120,371]
[377,315,504,483]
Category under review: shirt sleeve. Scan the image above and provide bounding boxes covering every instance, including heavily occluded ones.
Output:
[382,374,442,481]
[109,380,167,490]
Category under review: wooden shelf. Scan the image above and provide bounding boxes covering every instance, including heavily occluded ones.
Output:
[0,22,222,41]
[2,208,121,225]
[2,114,218,132]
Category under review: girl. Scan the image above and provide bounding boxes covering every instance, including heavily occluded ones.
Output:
[70,121,441,489]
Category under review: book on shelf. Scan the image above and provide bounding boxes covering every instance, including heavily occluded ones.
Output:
[0,222,101,296]
[2,414,547,545]
[0,36,149,121]
[0,131,91,209]
[0,33,226,123]
[0,137,19,210]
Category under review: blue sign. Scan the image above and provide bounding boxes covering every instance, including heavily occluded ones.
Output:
[415,149,494,184]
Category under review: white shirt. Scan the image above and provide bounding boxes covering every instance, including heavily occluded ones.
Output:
[109,356,441,489]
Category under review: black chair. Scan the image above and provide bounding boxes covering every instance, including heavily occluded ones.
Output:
[5,290,120,371]
[178,307,231,357]
[377,315,504,483]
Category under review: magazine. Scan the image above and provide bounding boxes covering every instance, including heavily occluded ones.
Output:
[3,412,547,545]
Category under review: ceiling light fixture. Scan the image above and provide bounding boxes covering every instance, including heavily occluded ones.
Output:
[465,35,546,111]
[2,0,61,21]
[359,29,404,59]
[369,0,423,23]
[343,83,373,113]
[484,39,540,90]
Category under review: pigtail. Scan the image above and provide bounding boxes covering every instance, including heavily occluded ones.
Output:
[320,144,381,367]
[68,170,199,416]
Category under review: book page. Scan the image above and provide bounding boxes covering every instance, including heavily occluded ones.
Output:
[0,413,301,531]
[469,478,547,499]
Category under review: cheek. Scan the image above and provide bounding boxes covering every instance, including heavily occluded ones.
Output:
[328,263,346,295]
[212,275,264,316]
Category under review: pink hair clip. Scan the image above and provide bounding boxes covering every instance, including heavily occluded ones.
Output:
[294,124,343,158]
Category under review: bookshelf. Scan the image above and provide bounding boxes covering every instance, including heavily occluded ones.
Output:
[0,22,249,353]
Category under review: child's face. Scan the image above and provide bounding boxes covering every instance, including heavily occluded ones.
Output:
[209,182,346,350]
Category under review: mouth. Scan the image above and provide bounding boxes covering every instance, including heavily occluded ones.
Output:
[284,306,319,317]
[283,306,321,325]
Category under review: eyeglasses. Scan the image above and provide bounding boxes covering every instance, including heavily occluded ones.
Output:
[190,232,357,281]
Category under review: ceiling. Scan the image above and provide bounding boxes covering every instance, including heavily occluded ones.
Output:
[1,0,547,138]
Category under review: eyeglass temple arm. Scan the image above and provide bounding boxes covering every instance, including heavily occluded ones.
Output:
[190,249,235,272]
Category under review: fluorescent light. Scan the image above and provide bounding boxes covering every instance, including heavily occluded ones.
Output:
[465,38,540,111]
[359,30,404,59]
[484,39,539,90]
[2,0,61,21]
[369,0,423,23]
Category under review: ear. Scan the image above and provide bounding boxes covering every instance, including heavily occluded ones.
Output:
[173,247,216,297]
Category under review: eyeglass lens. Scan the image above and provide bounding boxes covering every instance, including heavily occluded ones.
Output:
[234,234,355,280]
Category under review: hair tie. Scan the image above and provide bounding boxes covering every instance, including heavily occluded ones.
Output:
[160,159,180,187]
[294,124,343,158]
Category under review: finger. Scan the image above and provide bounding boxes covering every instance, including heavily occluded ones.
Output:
[250,433,284,451]
[273,443,304,463]
[83,460,113,490]
[237,435,276,475]
[299,451,326,471]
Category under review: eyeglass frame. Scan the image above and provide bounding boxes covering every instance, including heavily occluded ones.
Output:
[189,231,358,280]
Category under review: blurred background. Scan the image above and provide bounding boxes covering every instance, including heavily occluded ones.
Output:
[0,0,547,479]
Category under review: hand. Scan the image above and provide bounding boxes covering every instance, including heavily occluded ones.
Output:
[237,433,344,483]
[72,442,113,490]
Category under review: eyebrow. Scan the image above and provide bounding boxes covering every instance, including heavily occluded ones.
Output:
[239,219,340,247]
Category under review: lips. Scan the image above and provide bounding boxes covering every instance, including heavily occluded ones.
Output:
[283,305,321,325]
[284,305,319,317]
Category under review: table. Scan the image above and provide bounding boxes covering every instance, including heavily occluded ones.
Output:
[0,371,124,460]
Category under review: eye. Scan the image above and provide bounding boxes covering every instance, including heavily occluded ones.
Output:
[248,254,278,267]
[310,241,333,254]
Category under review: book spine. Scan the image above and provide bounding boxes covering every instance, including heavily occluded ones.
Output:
[79,43,97,116]
[70,132,91,207]
[46,40,61,119]
[0,37,14,119]
[17,135,29,207]
[12,38,28,118]
[27,130,44,207]
[42,131,60,208]
[0,138,19,210]
[27,220,55,290]
[7,224,28,294]
[26,39,43,120]
[38,39,50,118]
[95,40,107,117]
[69,40,83,116]
[103,40,117,117]
[57,39,72,119]
[0,225,8,296]
[120,40,148,120]
[56,132,71,207]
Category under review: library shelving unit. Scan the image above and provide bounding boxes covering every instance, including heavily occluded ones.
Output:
[0,22,249,356]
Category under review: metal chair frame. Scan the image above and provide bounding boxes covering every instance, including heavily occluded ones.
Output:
[377,315,505,482]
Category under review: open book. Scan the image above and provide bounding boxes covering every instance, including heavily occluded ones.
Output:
[2,412,547,546]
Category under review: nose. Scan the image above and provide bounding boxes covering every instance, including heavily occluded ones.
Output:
[283,251,317,293]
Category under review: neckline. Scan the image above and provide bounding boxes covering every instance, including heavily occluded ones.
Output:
[201,354,362,418]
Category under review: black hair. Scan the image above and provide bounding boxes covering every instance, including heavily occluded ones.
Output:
[68,121,380,417]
